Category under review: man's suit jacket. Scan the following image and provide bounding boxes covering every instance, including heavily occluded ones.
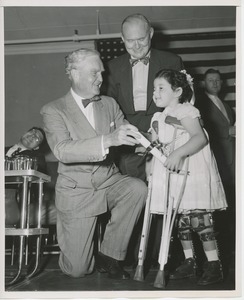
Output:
[195,92,235,183]
[106,48,184,132]
[40,92,127,218]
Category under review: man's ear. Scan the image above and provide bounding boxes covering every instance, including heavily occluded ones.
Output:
[121,34,125,43]
[70,69,78,81]
[150,27,154,39]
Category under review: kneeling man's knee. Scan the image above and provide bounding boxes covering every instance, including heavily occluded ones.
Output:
[59,254,93,278]
[130,178,148,203]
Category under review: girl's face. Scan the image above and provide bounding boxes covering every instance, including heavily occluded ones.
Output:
[153,77,179,108]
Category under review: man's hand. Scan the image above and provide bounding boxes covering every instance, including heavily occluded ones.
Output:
[103,124,141,148]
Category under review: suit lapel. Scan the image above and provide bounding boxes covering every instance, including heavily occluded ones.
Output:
[64,92,97,137]
[148,50,158,109]
[93,99,108,135]
[207,96,229,124]
[120,55,135,113]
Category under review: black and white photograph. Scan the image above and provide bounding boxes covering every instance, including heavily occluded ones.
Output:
[1,0,242,299]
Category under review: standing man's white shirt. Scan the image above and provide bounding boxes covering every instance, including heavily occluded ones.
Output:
[132,61,149,111]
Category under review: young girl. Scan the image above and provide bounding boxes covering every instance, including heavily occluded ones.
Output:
[149,69,228,286]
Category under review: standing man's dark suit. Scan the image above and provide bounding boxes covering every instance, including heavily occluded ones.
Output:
[195,92,235,192]
[106,49,183,181]
[195,68,235,212]
[107,48,183,133]
[105,14,184,181]
[195,68,236,260]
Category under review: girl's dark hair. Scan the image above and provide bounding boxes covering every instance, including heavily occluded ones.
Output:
[155,69,193,103]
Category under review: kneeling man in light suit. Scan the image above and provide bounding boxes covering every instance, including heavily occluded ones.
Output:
[41,48,147,279]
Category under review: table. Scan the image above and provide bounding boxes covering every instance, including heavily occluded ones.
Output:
[5,170,51,285]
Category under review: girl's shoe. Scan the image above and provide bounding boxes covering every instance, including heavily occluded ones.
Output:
[169,257,197,280]
[197,260,223,285]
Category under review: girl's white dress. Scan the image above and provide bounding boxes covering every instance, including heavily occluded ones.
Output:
[149,103,227,214]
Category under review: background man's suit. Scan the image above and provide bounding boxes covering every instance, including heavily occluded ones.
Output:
[105,48,184,180]
[41,92,146,277]
[195,93,235,189]
[195,91,236,262]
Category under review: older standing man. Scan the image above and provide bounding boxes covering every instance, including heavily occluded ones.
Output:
[106,13,184,181]
[40,48,147,279]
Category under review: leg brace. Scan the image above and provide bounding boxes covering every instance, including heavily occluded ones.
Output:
[178,214,192,240]
[178,212,217,241]
[190,211,217,242]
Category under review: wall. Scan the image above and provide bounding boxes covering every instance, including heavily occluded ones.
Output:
[97,31,236,107]
[5,53,69,148]
[4,41,95,154]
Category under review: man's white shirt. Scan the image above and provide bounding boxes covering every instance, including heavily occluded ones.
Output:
[132,61,149,111]
[71,88,108,156]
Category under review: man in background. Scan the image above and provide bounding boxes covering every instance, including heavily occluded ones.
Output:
[5,127,46,225]
[195,68,236,267]
[195,69,235,208]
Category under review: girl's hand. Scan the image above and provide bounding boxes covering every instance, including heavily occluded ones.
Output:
[163,116,208,172]
[164,149,186,172]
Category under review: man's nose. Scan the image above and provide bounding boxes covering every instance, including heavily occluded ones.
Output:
[134,40,140,49]
[97,73,103,82]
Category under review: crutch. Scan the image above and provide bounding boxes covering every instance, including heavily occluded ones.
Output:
[133,133,167,282]
[134,156,156,281]
[132,117,189,287]
[153,117,189,288]
[154,156,189,288]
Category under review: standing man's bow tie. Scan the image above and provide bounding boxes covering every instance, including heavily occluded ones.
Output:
[82,95,101,108]
[129,56,150,67]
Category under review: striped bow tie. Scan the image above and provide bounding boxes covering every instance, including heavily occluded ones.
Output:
[129,56,150,67]
[82,95,101,108]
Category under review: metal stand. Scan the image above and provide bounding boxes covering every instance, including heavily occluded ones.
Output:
[5,170,50,286]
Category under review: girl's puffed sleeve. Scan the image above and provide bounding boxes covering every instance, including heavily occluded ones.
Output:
[175,103,201,121]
